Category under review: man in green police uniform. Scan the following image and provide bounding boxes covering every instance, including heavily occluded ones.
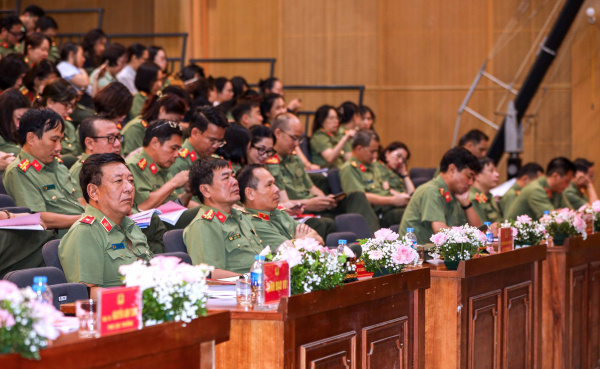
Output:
[468,157,502,224]
[126,120,200,229]
[238,164,324,248]
[399,147,482,244]
[73,115,166,254]
[505,157,575,220]
[184,158,264,273]
[0,16,24,57]
[60,154,153,298]
[3,109,86,236]
[500,162,544,213]
[267,113,379,234]
[340,130,410,228]
[170,106,229,185]
[563,158,598,209]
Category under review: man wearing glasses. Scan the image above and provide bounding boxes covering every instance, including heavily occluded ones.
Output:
[71,115,167,254]
[0,15,25,57]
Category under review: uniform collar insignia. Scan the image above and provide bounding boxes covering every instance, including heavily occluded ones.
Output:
[101,217,113,232]
[80,215,95,225]
[202,209,215,220]
[544,187,552,198]
[141,119,148,128]
[277,205,286,211]
[140,91,147,97]
[358,164,366,172]
[258,212,270,221]
[149,162,158,175]
[440,187,451,202]
[216,211,227,223]
[31,160,42,172]
[116,123,122,130]
[18,159,31,172]
[189,150,197,162]
[137,158,147,170]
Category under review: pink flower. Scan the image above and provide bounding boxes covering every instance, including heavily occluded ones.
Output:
[456,236,469,243]
[430,233,447,246]
[294,238,321,252]
[592,201,600,213]
[512,227,518,237]
[0,308,15,327]
[517,215,532,224]
[374,228,399,241]
[368,249,384,260]
[0,280,22,305]
[392,245,416,265]
[278,247,303,268]
[452,226,464,234]
[578,204,589,213]
[555,217,564,224]
[477,231,487,244]
[573,215,586,232]
[343,246,355,258]
[259,246,271,256]
[150,255,181,271]
[558,208,570,215]
[30,300,62,340]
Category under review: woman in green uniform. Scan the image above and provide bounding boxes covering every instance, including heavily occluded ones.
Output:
[375,141,415,195]
[33,78,81,157]
[128,61,163,121]
[93,82,134,130]
[22,60,59,101]
[0,88,29,169]
[310,104,354,169]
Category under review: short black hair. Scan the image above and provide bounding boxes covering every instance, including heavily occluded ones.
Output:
[573,158,594,174]
[0,54,29,90]
[79,153,127,203]
[517,162,544,179]
[162,85,192,108]
[190,157,230,202]
[230,76,249,98]
[258,77,279,95]
[23,59,59,93]
[237,164,263,204]
[0,88,30,145]
[338,101,358,124]
[23,5,45,17]
[93,82,134,120]
[458,129,489,147]
[142,119,183,147]
[477,157,495,174]
[214,77,229,93]
[359,105,376,123]
[33,78,78,108]
[439,147,481,173]
[260,93,283,122]
[352,130,379,149]
[250,124,274,146]
[135,62,161,94]
[232,98,260,124]
[59,42,80,62]
[216,124,251,166]
[0,15,23,32]
[142,93,187,122]
[378,141,410,163]
[546,157,576,177]
[126,43,146,62]
[18,108,64,145]
[35,16,57,32]
[101,43,126,67]
[179,64,205,81]
[79,115,115,151]
[189,105,229,134]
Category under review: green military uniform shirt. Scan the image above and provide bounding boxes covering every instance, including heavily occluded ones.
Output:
[398,176,467,244]
[500,182,522,214]
[0,41,19,57]
[3,150,84,215]
[61,118,81,156]
[59,205,153,286]
[48,43,59,63]
[183,205,264,273]
[246,207,297,250]
[469,186,502,223]
[69,153,89,186]
[340,156,391,213]
[0,135,21,156]
[128,92,148,121]
[374,161,407,193]
[505,176,571,221]
[265,153,314,200]
[563,182,588,210]
[310,129,345,168]
[337,126,353,157]
[126,149,179,207]
[70,103,95,128]
[121,116,148,157]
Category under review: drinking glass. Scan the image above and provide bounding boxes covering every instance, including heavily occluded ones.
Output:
[236,278,253,308]
[76,299,98,338]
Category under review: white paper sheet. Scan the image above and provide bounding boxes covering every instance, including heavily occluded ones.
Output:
[490,178,517,197]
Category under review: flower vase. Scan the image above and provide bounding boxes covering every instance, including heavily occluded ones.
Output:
[444,259,460,270]
[373,267,391,277]
[552,232,567,246]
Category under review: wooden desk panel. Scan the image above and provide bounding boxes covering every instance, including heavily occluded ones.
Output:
[425,246,546,369]
[211,267,430,369]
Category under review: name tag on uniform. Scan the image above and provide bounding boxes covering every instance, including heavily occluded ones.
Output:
[228,233,241,241]
[42,184,56,191]
[112,243,125,250]
[365,179,374,184]
[152,184,161,189]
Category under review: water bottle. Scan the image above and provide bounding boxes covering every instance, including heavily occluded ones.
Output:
[484,222,494,244]
[405,228,418,248]
[337,239,347,256]
[543,211,550,215]
[250,255,265,307]
[32,276,53,304]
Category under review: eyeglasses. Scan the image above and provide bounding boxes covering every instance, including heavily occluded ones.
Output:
[281,130,304,144]
[205,135,226,148]
[7,30,24,38]
[251,145,275,157]
[58,101,75,110]
[91,134,124,144]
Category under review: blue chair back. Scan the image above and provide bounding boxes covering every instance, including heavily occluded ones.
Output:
[0,194,15,207]
[163,229,187,253]
[335,214,372,239]
[162,251,193,265]
[3,266,67,287]
[325,231,357,248]
[327,168,343,195]
[42,239,63,272]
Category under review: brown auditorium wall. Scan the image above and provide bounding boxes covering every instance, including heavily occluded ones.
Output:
[5,0,582,175]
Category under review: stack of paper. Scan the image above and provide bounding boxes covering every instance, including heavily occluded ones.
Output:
[128,209,161,229]
[206,284,236,299]
[0,213,44,231]
[157,201,187,225]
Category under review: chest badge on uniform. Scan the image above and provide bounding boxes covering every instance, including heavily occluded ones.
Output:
[137,158,147,170]
[112,243,125,250]
[149,162,158,175]
[101,217,113,232]
[189,151,197,162]
[42,184,56,191]
[228,233,241,241]
[216,211,226,223]
[18,159,30,172]
[80,215,95,225]
[202,209,215,220]
[258,212,270,221]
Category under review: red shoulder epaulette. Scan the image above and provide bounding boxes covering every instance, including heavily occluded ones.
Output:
[141,120,148,128]
[179,148,189,158]
[277,205,286,211]
[18,159,30,172]
[80,215,95,225]
[137,158,147,170]
[202,209,215,220]
[265,154,280,165]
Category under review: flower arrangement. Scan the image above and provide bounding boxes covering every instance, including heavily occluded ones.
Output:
[578,200,600,232]
[500,215,548,246]
[263,238,354,295]
[429,225,486,263]
[119,256,213,327]
[0,281,62,360]
[358,228,419,276]
[539,208,587,244]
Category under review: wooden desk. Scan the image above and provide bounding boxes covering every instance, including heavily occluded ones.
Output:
[425,245,546,369]
[209,267,430,368]
[541,233,600,369]
[0,311,230,369]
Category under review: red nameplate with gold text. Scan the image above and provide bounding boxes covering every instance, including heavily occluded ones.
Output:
[584,214,595,235]
[499,228,514,252]
[97,286,141,336]
[263,261,290,305]
[355,260,374,278]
